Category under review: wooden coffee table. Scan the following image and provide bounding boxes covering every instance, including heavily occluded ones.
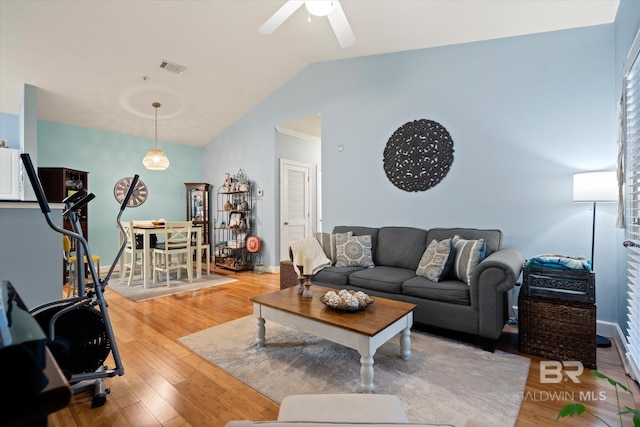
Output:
[250,285,416,393]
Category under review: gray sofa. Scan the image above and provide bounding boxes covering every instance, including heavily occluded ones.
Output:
[297,226,524,348]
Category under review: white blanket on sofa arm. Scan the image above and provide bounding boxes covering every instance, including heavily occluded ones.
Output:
[290,236,331,276]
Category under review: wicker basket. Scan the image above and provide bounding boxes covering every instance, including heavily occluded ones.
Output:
[280,260,300,290]
[518,293,596,369]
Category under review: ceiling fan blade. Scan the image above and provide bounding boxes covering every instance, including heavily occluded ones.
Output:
[259,0,304,35]
[327,1,356,48]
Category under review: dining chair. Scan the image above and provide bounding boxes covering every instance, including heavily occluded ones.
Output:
[152,221,193,286]
[121,221,144,286]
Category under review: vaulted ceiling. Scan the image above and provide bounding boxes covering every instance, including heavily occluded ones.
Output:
[0,1,619,147]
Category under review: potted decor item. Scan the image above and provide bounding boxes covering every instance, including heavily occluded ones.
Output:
[254,262,266,275]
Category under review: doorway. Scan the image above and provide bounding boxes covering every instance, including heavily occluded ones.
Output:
[277,113,321,261]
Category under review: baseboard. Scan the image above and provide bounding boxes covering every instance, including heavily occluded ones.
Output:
[596,320,636,379]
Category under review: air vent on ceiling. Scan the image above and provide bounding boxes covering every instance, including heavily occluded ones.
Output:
[160,60,186,75]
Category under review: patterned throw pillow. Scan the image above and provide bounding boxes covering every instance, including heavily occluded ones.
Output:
[416,238,455,282]
[451,235,486,285]
[335,235,374,268]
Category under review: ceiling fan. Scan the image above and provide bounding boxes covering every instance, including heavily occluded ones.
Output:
[259,1,356,48]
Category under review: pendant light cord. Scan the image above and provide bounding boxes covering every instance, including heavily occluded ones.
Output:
[153,101,161,149]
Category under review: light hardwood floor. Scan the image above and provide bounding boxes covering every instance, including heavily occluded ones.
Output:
[48,269,639,426]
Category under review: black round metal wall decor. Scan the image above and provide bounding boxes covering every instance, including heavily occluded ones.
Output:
[383,119,454,192]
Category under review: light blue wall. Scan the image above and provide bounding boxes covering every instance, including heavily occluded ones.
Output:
[34,120,204,269]
[206,25,620,322]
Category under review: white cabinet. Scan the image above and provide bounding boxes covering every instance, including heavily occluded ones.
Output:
[0,148,21,200]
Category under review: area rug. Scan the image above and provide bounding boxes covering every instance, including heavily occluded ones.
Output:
[108,274,237,302]
[178,316,530,426]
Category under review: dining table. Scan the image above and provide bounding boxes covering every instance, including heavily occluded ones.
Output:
[120,221,203,288]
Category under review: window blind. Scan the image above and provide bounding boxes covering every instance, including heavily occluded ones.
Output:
[624,30,640,381]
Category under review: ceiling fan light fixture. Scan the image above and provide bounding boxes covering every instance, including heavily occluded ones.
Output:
[142,102,170,170]
[305,0,335,17]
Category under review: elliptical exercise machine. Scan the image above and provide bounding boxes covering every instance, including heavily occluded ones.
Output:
[21,153,136,408]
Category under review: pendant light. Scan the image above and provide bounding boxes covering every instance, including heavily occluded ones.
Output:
[142,102,170,170]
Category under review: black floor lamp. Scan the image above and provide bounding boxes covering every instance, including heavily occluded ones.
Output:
[573,170,618,347]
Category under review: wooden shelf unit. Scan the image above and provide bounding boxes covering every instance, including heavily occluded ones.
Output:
[38,167,89,239]
[214,182,253,272]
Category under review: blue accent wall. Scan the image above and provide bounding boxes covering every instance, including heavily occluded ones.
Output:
[35,120,204,268]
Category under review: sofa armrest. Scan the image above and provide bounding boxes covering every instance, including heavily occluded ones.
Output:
[469,245,524,339]
[472,245,524,294]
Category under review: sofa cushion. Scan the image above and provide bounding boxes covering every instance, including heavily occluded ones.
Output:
[376,226,428,270]
[402,276,471,305]
[426,228,501,256]
[313,266,364,287]
[451,235,486,285]
[348,266,416,294]
[416,238,455,282]
[335,235,374,268]
[333,226,380,263]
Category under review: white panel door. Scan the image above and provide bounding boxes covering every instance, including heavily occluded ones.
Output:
[280,159,310,261]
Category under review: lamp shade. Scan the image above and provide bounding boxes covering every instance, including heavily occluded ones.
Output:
[573,171,617,202]
[143,101,170,170]
[142,148,170,170]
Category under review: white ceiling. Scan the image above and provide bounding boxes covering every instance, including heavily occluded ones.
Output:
[0,0,619,147]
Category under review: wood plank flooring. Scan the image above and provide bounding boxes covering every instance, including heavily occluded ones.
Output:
[47,269,639,426]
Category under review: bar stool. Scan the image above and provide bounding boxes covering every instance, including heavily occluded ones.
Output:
[65,235,101,296]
